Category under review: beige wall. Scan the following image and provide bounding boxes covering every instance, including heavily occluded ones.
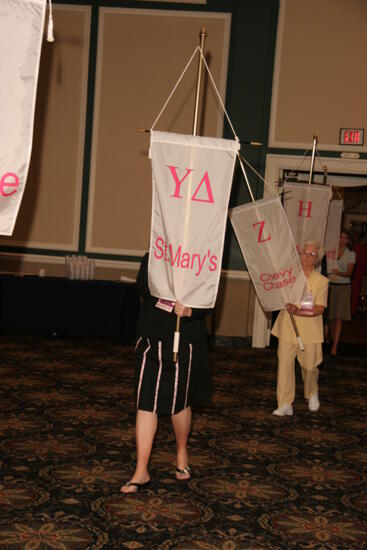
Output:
[86,8,231,255]
[269,0,367,153]
[2,1,367,340]
[0,5,91,250]
[213,275,255,337]
[0,4,250,339]
[0,6,231,256]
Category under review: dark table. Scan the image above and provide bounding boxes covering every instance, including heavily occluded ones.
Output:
[0,275,140,341]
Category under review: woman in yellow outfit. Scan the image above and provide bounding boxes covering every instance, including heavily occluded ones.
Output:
[271,241,329,416]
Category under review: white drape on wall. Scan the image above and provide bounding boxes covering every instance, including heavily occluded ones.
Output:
[0,0,46,235]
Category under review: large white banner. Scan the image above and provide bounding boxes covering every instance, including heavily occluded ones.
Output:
[230,197,306,312]
[148,131,240,308]
[0,0,47,235]
[324,200,343,272]
[283,182,332,251]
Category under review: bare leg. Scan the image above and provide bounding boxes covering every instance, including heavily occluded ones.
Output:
[331,318,343,355]
[121,409,157,493]
[329,320,336,345]
[171,406,192,480]
[324,322,330,342]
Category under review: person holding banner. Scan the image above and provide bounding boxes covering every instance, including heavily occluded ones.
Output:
[272,241,329,416]
[121,253,212,494]
[327,231,355,356]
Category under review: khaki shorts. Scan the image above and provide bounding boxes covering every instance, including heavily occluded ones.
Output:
[328,283,351,320]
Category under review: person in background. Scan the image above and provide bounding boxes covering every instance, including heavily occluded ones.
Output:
[327,230,355,356]
[271,241,329,417]
[351,232,367,316]
[121,253,212,494]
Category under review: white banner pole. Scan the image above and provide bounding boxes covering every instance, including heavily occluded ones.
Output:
[173,27,207,363]
[308,135,318,185]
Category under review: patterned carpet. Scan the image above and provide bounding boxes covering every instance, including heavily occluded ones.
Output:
[0,330,367,549]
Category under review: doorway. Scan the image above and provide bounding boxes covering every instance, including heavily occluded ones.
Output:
[252,154,367,353]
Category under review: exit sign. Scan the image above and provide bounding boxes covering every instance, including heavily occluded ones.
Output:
[339,128,364,145]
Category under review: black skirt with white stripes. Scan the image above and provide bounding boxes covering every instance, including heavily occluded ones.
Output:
[134,337,211,415]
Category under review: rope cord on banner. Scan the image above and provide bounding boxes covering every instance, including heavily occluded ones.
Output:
[238,146,332,203]
[280,149,312,187]
[315,150,338,189]
[149,46,263,202]
[238,153,278,197]
[148,46,278,202]
[196,47,238,140]
[150,47,239,142]
[47,0,54,42]
[150,47,200,131]
[280,149,333,189]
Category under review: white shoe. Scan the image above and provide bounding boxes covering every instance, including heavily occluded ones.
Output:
[272,404,293,416]
[308,394,320,412]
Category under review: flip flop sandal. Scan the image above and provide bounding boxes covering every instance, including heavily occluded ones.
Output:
[120,480,151,493]
[176,466,191,480]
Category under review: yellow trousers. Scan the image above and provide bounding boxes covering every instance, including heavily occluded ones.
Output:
[276,340,322,407]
